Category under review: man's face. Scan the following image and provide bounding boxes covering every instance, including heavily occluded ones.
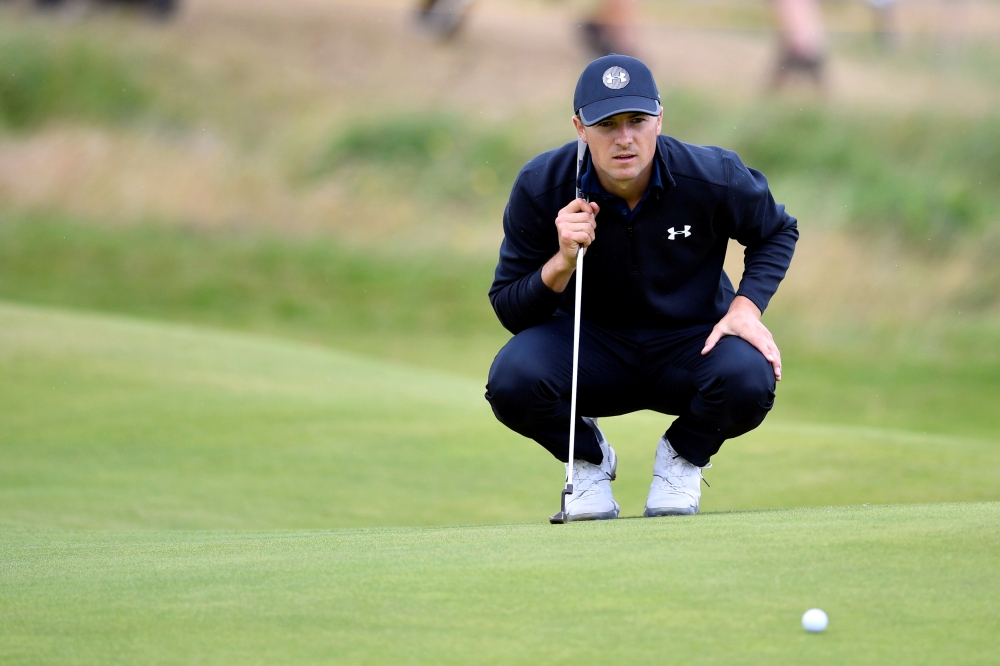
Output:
[574,111,663,188]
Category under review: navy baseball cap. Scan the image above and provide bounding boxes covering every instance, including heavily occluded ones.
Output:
[573,54,661,126]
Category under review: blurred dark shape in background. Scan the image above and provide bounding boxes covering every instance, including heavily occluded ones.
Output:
[33,0,179,19]
[770,0,826,90]
[414,0,640,57]
[581,0,640,56]
[415,0,474,40]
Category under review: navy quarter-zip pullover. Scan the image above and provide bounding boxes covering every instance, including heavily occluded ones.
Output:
[489,135,799,334]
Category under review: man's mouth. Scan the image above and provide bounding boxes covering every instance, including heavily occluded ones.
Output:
[612,153,636,163]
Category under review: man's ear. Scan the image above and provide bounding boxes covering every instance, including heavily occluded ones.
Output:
[572,115,588,143]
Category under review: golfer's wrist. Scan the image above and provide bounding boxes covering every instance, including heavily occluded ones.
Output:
[729,295,762,319]
[541,252,576,292]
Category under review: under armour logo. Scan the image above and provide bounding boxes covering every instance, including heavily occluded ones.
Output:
[667,226,692,240]
[602,66,630,89]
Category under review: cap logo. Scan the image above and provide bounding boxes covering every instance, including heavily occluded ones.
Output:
[602,66,630,90]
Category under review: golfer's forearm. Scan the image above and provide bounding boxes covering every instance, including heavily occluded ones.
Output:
[736,233,799,312]
[737,222,798,314]
[489,267,564,334]
[540,253,575,293]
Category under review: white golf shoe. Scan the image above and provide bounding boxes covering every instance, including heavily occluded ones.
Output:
[565,417,619,522]
[643,436,710,517]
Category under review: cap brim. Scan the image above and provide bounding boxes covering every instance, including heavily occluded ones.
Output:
[578,96,661,126]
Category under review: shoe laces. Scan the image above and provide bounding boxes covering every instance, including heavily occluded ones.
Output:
[658,453,712,488]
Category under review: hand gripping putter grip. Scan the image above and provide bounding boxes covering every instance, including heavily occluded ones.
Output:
[550,138,588,525]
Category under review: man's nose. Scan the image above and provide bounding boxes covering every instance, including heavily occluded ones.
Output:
[615,126,632,145]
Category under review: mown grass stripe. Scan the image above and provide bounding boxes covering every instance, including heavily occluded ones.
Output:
[2,503,998,665]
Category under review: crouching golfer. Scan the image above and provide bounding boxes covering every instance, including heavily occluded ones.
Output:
[485,55,798,520]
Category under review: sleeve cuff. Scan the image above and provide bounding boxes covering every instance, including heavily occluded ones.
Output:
[527,266,563,305]
[735,287,769,315]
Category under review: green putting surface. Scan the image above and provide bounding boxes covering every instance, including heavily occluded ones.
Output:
[2,301,1000,530]
[3,503,999,665]
[2,303,999,664]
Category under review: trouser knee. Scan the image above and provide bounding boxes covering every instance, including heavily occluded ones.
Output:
[485,345,558,430]
[719,355,775,426]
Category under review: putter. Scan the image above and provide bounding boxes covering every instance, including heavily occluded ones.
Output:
[550,138,588,525]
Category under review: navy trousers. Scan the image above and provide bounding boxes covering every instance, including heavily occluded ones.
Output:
[485,317,776,467]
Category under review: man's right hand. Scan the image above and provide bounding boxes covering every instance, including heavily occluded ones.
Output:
[541,198,600,293]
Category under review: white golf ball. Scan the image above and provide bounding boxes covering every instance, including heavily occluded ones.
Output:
[801,608,828,633]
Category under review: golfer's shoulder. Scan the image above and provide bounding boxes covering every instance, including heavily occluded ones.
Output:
[659,135,743,188]
[512,141,576,201]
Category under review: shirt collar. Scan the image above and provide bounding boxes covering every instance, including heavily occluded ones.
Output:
[579,145,666,200]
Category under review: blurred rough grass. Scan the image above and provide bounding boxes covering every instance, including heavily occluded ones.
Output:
[3,213,998,373]
[728,107,1000,242]
[0,7,996,251]
[0,215,496,340]
[0,1,997,366]
[0,34,149,129]
[312,114,529,204]
[309,96,1000,245]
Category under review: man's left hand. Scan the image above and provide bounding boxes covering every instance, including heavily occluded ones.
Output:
[701,296,781,381]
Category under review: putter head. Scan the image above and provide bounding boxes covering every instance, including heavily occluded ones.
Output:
[549,484,573,525]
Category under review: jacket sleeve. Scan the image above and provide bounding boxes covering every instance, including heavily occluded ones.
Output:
[723,152,799,314]
[488,172,564,334]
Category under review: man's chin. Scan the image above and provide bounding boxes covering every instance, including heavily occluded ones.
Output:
[607,168,641,184]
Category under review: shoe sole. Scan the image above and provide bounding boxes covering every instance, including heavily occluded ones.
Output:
[567,508,620,521]
[643,505,699,517]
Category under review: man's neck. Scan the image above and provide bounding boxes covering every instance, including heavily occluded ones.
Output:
[594,159,654,210]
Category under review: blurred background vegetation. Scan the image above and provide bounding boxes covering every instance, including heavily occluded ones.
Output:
[1,0,998,437]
